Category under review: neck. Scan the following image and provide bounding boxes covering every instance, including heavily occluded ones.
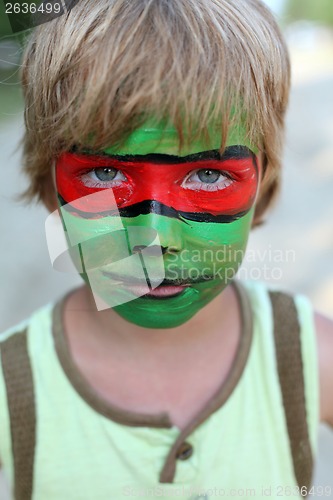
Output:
[65,283,238,367]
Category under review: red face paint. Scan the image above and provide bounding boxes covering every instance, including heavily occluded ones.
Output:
[56,150,258,219]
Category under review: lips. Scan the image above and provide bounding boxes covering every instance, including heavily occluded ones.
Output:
[107,278,188,299]
[100,270,211,299]
[137,284,188,299]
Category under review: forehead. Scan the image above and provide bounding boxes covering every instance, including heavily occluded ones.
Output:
[101,119,257,157]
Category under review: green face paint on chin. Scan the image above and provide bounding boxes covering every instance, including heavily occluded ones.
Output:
[57,120,259,329]
[112,210,254,328]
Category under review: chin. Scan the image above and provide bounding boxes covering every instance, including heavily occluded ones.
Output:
[113,304,199,329]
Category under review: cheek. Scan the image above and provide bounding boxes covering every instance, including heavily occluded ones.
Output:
[58,207,127,272]
[167,211,253,277]
[185,211,253,249]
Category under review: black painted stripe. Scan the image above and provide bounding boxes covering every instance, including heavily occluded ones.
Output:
[70,145,254,164]
[58,195,249,224]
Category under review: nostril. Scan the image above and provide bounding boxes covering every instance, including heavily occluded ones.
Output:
[132,245,147,254]
[167,246,180,254]
[132,245,168,256]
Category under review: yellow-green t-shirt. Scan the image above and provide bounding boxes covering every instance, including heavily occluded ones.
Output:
[0,281,319,499]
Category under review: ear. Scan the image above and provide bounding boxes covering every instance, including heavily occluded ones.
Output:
[251,152,265,227]
[41,171,59,213]
[256,152,264,184]
[43,192,59,213]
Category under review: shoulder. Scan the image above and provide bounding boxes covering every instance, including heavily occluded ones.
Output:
[0,302,55,352]
[314,311,333,427]
[242,280,333,428]
[0,302,57,430]
[240,281,321,427]
[0,295,65,389]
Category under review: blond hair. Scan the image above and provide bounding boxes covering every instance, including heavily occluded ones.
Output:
[21,0,290,223]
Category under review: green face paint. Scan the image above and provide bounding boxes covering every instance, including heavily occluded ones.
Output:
[56,120,259,328]
[113,210,254,328]
[102,117,258,156]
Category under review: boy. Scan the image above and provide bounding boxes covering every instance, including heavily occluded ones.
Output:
[1,0,333,499]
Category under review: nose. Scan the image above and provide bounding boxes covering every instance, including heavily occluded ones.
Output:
[150,211,185,254]
[130,212,185,256]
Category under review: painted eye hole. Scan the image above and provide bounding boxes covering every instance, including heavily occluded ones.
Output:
[80,167,127,188]
[182,168,233,192]
[94,167,118,182]
[196,169,221,184]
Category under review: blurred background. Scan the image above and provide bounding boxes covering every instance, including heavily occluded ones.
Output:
[0,0,333,497]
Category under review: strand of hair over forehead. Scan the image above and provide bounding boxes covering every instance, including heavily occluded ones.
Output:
[22,0,289,154]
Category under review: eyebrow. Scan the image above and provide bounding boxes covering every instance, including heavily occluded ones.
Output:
[71,145,254,163]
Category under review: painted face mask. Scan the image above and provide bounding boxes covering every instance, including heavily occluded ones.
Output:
[55,122,259,328]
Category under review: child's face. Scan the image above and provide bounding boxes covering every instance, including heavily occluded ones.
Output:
[55,121,259,328]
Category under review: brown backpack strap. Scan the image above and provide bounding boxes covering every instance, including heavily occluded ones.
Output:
[0,329,35,500]
[269,291,313,490]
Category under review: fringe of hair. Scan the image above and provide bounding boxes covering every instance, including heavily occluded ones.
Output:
[20,0,290,223]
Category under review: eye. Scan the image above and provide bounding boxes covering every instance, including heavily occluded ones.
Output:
[94,167,118,182]
[196,169,221,183]
[80,167,127,188]
[182,168,233,192]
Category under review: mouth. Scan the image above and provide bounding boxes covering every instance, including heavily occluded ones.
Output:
[136,283,189,300]
[101,271,214,299]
